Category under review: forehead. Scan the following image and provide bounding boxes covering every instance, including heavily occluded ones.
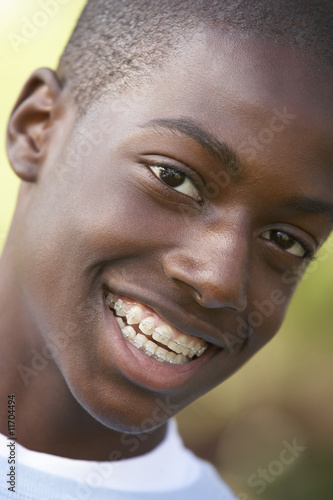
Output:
[83,31,333,215]
[157,31,332,115]
[93,31,332,148]
[147,32,333,149]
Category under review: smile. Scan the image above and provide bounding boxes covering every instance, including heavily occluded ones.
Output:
[105,292,207,365]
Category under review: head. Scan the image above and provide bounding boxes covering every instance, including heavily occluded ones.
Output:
[5,0,333,433]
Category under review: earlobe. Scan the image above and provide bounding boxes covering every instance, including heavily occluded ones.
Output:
[6,68,62,182]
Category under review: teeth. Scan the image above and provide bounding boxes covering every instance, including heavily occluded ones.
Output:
[180,345,191,357]
[166,336,205,357]
[106,293,114,307]
[126,305,143,325]
[153,324,172,346]
[116,317,125,329]
[197,346,207,356]
[114,299,127,317]
[165,351,177,363]
[139,317,155,336]
[134,333,148,348]
[167,339,183,354]
[175,354,187,364]
[107,293,208,363]
[176,334,194,355]
[145,340,157,356]
[122,326,136,340]
[152,331,168,346]
[155,346,168,361]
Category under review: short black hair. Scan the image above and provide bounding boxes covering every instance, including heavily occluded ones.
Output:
[57,0,333,112]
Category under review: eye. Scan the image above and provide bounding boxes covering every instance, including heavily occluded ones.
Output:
[262,230,312,258]
[149,165,201,201]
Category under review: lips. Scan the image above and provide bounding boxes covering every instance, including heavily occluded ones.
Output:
[105,292,208,365]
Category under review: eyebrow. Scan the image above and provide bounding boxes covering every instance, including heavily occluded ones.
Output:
[139,118,333,224]
[284,196,333,223]
[140,117,241,175]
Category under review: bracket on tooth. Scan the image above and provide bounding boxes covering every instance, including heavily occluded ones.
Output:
[168,338,202,357]
[197,346,207,356]
[139,319,155,336]
[114,300,128,317]
[106,293,114,307]
[108,294,207,358]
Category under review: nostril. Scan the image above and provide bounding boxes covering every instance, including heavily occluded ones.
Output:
[163,251,248,311]
[193,285,247,311]
[193,287,224,309]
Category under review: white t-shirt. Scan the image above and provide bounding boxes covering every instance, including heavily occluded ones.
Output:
[0,420,238,499]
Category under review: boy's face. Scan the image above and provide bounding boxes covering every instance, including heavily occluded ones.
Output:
[11,33,333,431]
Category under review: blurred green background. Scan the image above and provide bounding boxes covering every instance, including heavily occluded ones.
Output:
[1,2,332,498]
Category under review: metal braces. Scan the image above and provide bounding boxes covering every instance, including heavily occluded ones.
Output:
[107,295,206,357]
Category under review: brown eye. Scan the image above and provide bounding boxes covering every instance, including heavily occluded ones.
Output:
[159,167,185,187]
[149,165,200,201]
[262,230,307,257]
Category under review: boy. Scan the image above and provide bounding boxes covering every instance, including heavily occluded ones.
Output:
[0,0,332,498]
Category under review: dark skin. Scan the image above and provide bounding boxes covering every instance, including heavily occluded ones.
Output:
[0,31,332,460]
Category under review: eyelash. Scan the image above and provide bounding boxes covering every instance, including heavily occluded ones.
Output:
[294,236,316,261]
[293,237,317,261]
[145,162,203,202]
[262,229,317,262]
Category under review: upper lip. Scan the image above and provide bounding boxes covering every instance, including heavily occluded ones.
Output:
[103,285,228,349]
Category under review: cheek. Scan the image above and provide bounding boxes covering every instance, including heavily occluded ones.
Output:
[244,285,293,356]
[61,174,176,265]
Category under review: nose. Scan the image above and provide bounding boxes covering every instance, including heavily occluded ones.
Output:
[163,228,249,312]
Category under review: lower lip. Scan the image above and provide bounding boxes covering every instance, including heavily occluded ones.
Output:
[102,297,219,392]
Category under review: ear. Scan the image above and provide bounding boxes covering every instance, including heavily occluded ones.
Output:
[6,68,63,182]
